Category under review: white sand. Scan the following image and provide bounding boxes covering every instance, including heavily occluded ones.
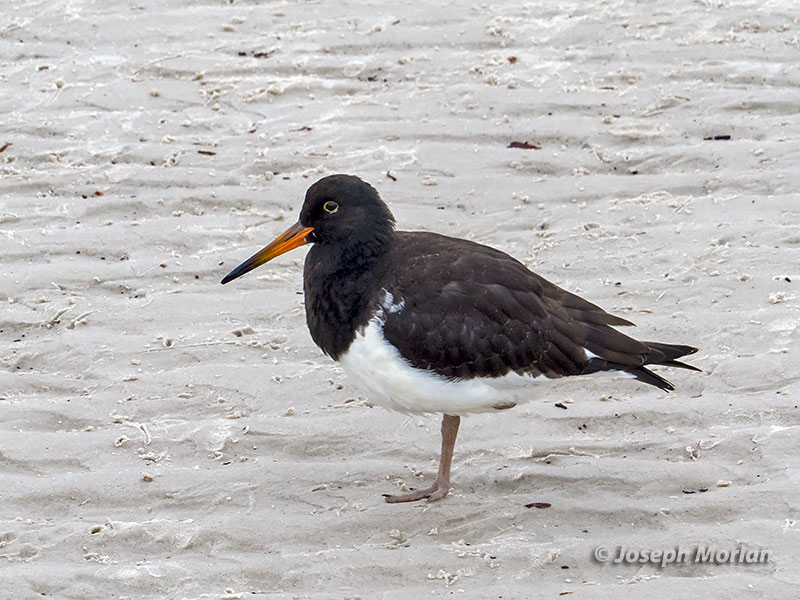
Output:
[2,0,799,597]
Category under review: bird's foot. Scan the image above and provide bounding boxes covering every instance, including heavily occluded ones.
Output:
[383,480,450,503]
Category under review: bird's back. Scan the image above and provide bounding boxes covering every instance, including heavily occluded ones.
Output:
[379,231,697,388]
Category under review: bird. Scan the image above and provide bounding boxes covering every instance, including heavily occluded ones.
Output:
[221,174,699,503]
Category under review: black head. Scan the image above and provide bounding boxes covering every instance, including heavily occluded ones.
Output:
[300,174,395,251]
[220,174,395,284]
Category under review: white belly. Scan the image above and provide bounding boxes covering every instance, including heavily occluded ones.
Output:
[338,317,544,415]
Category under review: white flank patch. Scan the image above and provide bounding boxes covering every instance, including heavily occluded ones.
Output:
[338,291,639,414]
[339,307,544,415]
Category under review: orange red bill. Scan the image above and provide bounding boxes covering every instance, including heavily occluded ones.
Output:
[221,221,314,284]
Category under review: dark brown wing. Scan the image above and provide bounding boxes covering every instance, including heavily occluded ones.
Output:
[381,232,697,390]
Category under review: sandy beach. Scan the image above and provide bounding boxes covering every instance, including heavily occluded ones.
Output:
[2,0,800,597]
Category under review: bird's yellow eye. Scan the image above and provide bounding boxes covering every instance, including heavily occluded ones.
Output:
[323,201,339,214]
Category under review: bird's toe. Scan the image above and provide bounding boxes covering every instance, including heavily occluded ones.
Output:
[384,484,438,503]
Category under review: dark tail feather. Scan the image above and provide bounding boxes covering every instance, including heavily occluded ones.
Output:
[584,341,700,392]
[628,366,677,391]
[643,342,700,370]
[630,342,700,392]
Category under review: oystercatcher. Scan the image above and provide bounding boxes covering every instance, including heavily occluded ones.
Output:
[221,175,699,503]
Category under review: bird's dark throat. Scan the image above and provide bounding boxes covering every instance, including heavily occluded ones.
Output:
[303,235,392,360]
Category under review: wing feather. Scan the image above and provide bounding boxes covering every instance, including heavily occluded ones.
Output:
[379,231,697,389]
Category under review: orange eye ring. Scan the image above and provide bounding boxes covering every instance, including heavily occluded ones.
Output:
[323,201,339,214]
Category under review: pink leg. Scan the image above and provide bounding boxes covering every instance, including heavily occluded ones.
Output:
[385,414,461,503]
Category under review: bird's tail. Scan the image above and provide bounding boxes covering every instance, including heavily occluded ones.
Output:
[583,337,700,392]
[644,341,700,371]
[621,342,700,391]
